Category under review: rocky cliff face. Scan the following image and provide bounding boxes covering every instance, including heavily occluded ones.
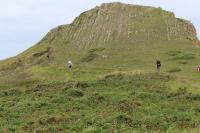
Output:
[165,16,197,41]
[41,2,198,50]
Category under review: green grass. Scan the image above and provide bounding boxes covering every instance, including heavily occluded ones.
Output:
[168,68,182,73]
[1,73,200,132]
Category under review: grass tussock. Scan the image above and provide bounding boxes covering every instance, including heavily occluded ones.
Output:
[167,51,195,61]
[168,68,182,73]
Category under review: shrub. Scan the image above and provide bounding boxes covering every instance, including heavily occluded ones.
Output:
[167,87,187,98]
[89,47,105,53]
[81,53,99,62]
[75,81,90,88]
[115,113,134,127]
[171,54,195,60]
[67,89,84,97]
[168,68,182,73]
[166,51,182,56]
[85,93,105,106]
[2,88,22,96]
[81,47,105,62]
[104,73,124,80]
[186,93,200,101]
[179,61,188,64]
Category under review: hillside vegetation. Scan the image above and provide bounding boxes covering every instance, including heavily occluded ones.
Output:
[1,73,200,132]
[0,2,200,133]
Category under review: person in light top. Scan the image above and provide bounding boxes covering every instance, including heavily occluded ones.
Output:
[68,60,73,69]
[197,65,200,72]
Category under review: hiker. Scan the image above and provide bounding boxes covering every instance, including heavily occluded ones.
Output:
[68,60,73,69]
[46,47,53,62]
[47,54,50,61]
[156,60,161,73]
[197,65,200,72]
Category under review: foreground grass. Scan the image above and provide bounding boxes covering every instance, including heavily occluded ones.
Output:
[1,73,200,133]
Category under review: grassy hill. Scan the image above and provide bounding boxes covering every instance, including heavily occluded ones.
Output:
[1,2,200,132]
[0,2,199,85]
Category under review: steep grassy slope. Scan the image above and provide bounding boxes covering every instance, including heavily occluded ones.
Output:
[0,2,199,86]
[1,2,200,133]
[1,73,200,133]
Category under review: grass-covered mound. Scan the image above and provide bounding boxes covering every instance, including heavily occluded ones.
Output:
[1,73,200,132]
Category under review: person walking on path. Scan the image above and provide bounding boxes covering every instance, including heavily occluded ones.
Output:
[156,60,161,73]
[68,60,73,69]
[197,65,200,72]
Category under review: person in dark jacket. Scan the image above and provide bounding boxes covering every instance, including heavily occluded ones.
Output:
[156,60,161,73]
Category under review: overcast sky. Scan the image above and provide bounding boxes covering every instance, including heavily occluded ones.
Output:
[0,0,200,60]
